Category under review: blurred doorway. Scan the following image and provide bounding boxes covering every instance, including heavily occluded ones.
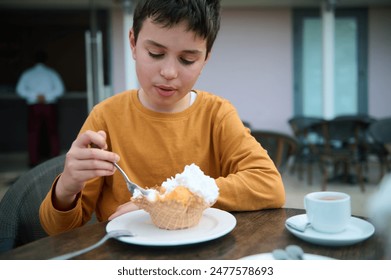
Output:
[293,8,368,118]
[0,8,109,93]
[0,8,109,152]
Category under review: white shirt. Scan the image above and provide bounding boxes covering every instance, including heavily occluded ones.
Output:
[16,63,65,105]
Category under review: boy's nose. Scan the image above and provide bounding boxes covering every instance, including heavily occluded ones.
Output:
[160,59,178,80]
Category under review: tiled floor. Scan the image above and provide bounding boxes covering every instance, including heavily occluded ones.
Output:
[0,152,384,217]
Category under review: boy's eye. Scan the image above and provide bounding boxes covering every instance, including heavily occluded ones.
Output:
[180,58,195,65]
[148,50,196,65]
[148,51,163,59]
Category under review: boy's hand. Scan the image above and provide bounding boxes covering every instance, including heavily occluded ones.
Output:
[108,201,139,220]
[37,94,46,103]
[53,130,120,211]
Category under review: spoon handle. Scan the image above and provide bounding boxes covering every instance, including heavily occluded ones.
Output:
[285,245,305,260]
[285,220,311,232]
[272,249,290,260]
[50,234,111,260]
[50,230,134,260]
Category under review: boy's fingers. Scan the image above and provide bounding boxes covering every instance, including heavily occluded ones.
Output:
[76,130,107,150]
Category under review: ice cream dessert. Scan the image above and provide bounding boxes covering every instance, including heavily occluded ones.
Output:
[132,163,219,230]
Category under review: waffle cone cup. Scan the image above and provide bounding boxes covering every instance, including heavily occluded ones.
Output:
[132,194,210,230]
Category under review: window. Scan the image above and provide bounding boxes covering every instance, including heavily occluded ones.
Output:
[293,8,368,117]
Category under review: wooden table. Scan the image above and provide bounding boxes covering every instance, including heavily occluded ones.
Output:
[0,208,385,260]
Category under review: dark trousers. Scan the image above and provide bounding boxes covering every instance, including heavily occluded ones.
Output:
[28,104,60,166]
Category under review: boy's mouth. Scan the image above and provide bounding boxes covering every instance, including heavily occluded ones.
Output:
[156,85,176,97]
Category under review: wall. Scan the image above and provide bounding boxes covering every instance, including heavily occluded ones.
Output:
[196,8,293,133]
[368,8,391,119]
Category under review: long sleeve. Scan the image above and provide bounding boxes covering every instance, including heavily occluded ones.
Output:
[212,109,285,211]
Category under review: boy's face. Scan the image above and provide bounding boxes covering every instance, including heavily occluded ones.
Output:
[130,18,210,113]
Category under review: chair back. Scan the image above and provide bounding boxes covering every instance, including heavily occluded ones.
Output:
[369,117,391,144]
[369,117,391,154]
[313,118,368,191]
[288,116,324,139]
[334,114,376,143]
[251,130,298,172]
[316,118,369,152]
[0,154,65,253]
[334,114,376,124]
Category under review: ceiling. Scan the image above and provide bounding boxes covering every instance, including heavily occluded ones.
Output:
[0,0,390,9]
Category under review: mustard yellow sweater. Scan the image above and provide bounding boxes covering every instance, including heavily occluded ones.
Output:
[40,90,285,235]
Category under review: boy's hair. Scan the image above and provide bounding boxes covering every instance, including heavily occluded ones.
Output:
[132,0,221,56]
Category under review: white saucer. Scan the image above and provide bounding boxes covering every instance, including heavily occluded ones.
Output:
[240,253,334,260]
[106,208,236,246]
[285,214,375,246]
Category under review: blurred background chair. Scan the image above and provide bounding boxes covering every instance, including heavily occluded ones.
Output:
[288,116,324,185]
[334,114,377,179]
[251,130,298,173]
[314,118,368,192]
[0,154,65,253]
[368,117,391,179]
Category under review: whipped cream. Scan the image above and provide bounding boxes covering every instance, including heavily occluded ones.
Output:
[161,163,219,204]
[133,188,158,202]
[132,164,219,204]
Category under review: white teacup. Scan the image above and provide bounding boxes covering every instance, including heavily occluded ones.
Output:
[304,191,351,233]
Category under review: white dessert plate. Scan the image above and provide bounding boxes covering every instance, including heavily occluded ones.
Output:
[106,208,236,246]
[239,253,335,260]
[285,214,375,246]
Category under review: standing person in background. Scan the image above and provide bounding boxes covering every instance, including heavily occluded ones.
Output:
[16,50,65,167]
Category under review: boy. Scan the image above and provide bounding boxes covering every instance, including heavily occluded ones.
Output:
[40,0,285,235]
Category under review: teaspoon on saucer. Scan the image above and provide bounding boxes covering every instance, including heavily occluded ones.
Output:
[285,220,311,232]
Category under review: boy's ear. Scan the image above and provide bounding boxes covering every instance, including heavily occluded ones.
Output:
[129,28,136,59]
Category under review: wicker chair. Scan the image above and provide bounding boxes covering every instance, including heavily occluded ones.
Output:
[314,118,368,192]
[251,130,298,173]
[288,116,324,184]
[0,154,65,253]
[368,117,391,178]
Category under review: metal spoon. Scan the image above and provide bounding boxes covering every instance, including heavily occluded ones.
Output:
[89,144,153,197]
[272,249,291,260]
[285,220,311,232]
[113,162,154,196]
[285,245,305,260]
[50,229,135,260]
